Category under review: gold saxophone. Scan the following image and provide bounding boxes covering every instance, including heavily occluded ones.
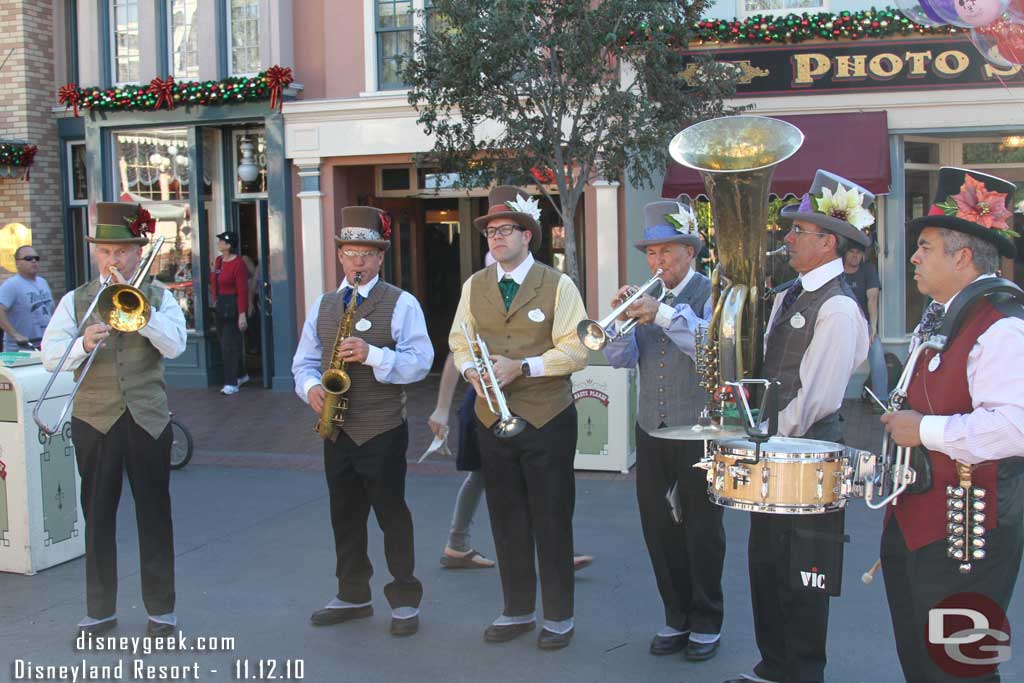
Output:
[315,273,362,440]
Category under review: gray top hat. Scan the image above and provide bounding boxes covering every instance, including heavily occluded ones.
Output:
[634,198,703,251]
[780,170,875,247]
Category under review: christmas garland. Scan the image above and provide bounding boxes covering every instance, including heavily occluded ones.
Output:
[0,142,38,179]
[57,66,294,117]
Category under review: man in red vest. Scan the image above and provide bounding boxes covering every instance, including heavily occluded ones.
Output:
[881,167,1024,683]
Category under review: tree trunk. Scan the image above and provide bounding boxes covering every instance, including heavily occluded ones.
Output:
[560,197,581,287]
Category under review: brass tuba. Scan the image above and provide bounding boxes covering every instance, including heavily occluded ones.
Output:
[668,116,803,425]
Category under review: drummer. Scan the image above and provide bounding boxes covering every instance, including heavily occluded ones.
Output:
[725,170,869,683]
[604,199,724,662]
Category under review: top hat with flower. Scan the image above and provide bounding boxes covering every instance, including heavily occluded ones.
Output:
[472,185,543,251]
[86,202,156,244]
[634,198,703,251]
[908,167,1018,259]
[336,206,392,251]
[780,170,875,248]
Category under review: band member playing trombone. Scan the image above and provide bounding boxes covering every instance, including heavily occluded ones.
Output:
[449,185,588,650]
[292,207,432,637]
[879,168,1024,683]
[727,171,869,683]
[602,199,724,662]
[41,202,186,640]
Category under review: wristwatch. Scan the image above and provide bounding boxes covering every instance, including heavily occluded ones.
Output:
[521,360,532,377]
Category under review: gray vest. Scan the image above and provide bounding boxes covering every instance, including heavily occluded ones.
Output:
[636,272,711,433]
[762,274,854,440]
[317,280,404,446]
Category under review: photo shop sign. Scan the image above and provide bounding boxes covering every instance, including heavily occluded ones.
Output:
[681,36,1024,96]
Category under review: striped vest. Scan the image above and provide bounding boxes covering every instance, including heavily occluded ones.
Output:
[317,280,403,446]
[72,278,169,439]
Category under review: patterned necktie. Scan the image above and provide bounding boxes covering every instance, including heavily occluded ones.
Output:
[498,276,519,311]
[917,300,946,340]
[342,287,364,309]
[770,282,803,334]
[663,290,676,306]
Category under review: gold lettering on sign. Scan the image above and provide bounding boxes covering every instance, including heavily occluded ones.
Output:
[793,53,831,84]
[984,62,1023,77]
[934,50,970,76]
[904,51,933,75]
[834,54,867,79]
[868,53,904,78]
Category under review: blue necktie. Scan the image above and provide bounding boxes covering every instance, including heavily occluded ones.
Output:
[770,282,803,335]
[342,288,364,308]
[917,300,945,340]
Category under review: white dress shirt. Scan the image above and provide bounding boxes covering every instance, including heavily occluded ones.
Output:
[915,274,1024,464]
[765,258,869,437]
[291,275,433,403]
[42,279,187,371]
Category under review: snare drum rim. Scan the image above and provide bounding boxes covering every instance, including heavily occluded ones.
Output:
[709,493,847,515]
[716,436,844,460]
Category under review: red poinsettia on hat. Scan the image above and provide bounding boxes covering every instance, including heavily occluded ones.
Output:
[936,174,1018,237]
[126,207,157,237]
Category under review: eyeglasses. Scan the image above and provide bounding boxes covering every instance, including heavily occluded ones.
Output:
[18,256,40,262]
[788,226,830,239]
[481,224,522,239]
[341,249,378,259]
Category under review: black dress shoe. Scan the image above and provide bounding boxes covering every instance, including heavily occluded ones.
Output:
[483,621,535,643]
[684,638,720,661]
[73,619,118,649]
[537,627,574,651]
[146,620,176,638]
[390,614,419,637]
[309,605,373,626]
[649,632,688,655]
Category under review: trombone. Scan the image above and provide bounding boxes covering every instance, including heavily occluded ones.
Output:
[33,237,166,436]
[576,269,666,351]
[461,322,527,439]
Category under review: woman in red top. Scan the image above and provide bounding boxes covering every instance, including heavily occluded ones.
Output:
[210,232,249,395]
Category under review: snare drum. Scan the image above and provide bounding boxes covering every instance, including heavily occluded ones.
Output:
[706,436,848,514]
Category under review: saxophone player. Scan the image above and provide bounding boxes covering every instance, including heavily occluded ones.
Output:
[291,206,433,637]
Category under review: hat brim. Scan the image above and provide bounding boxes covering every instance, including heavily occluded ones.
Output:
[907,214,1017,259]
[85,236,149,245]
[472,211,542,251]
[334,237,391,251]
[633,234,702,251]
[780,205,872,247]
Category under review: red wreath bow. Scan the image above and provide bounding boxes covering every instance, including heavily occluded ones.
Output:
[126,207,157,237]
[58,83,81,117]
[149,75,176,110]
[379,212,392,240]
[265,65,294,111]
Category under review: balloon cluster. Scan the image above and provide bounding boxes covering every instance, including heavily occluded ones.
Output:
[896,0,1024,66]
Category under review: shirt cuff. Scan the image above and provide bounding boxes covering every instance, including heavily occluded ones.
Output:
[654,303,677,329]
[526,356,544,377]
[365,344,383,368]
[919,415,948,454]
[460,361,476,378]
[300,377,320,403]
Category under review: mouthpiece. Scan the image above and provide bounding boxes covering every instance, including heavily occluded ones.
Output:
[766,245,788,258]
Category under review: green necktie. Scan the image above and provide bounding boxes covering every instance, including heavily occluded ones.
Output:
[498,276,519,311]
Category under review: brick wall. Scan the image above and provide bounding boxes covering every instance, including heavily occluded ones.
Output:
[0,0,65,296]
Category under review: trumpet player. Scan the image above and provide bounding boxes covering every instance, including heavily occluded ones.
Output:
[291,206,432,637]
[448,185,588,650]
[727,171,870,683]
[41,202,186,641]
[879,168,1024,683]
[603,199,723,662]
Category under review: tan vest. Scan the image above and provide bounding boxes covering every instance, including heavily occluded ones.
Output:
[72,278,170,439]
[317,280,404,446]
[469,262,572,429]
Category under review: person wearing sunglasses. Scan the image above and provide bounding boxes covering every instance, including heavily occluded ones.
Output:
[0,244,53,351]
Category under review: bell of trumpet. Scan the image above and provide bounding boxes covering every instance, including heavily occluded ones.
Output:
[576,269,665,351]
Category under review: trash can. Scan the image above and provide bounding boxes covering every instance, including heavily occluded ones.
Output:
[572,360,637,473]
[0,353,84,575]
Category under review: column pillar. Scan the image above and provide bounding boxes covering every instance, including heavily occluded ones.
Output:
[591,180,621,321]
[295,158,324,314]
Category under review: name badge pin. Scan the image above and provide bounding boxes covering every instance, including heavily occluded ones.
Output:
[928,354,941,372]
[355,318,372,332]
[790,312,806,329]
[528,308,546,323]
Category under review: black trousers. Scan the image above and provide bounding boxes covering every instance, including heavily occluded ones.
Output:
[215,294,243,386]
[636,426,725,634]
[881,519,1023,683]
[71,411,175,619]
[477,404,577,622]
[324,422,422,609]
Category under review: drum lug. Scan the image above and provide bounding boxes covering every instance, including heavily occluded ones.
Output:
[760,466,770,500]
[816,467,824,500]
[727,464,750,487]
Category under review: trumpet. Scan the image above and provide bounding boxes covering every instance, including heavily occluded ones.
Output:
[33,236,166,436]
[576,269,666,351]
[461,322,526,439]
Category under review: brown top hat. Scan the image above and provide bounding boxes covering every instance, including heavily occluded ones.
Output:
[472,185,543,251]
[86,202,155,244]
[336,206,392,251]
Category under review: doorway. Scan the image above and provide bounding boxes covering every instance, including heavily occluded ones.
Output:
[235,200,273,388]
[422,199,464,371]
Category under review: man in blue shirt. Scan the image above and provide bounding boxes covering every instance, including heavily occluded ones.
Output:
[0,245,53,350]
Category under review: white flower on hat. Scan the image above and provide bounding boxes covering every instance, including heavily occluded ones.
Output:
[505,194,542,222]
[664,205,698,235]
[814,186,875,230]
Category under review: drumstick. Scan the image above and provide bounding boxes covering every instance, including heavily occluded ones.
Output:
[862,558,882,584]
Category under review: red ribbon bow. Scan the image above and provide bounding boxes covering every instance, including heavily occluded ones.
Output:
[149,75,177,111]
[128,207,157,237]
[265,65,294,111]
[379,212,392,239]
[58,83,81,117]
